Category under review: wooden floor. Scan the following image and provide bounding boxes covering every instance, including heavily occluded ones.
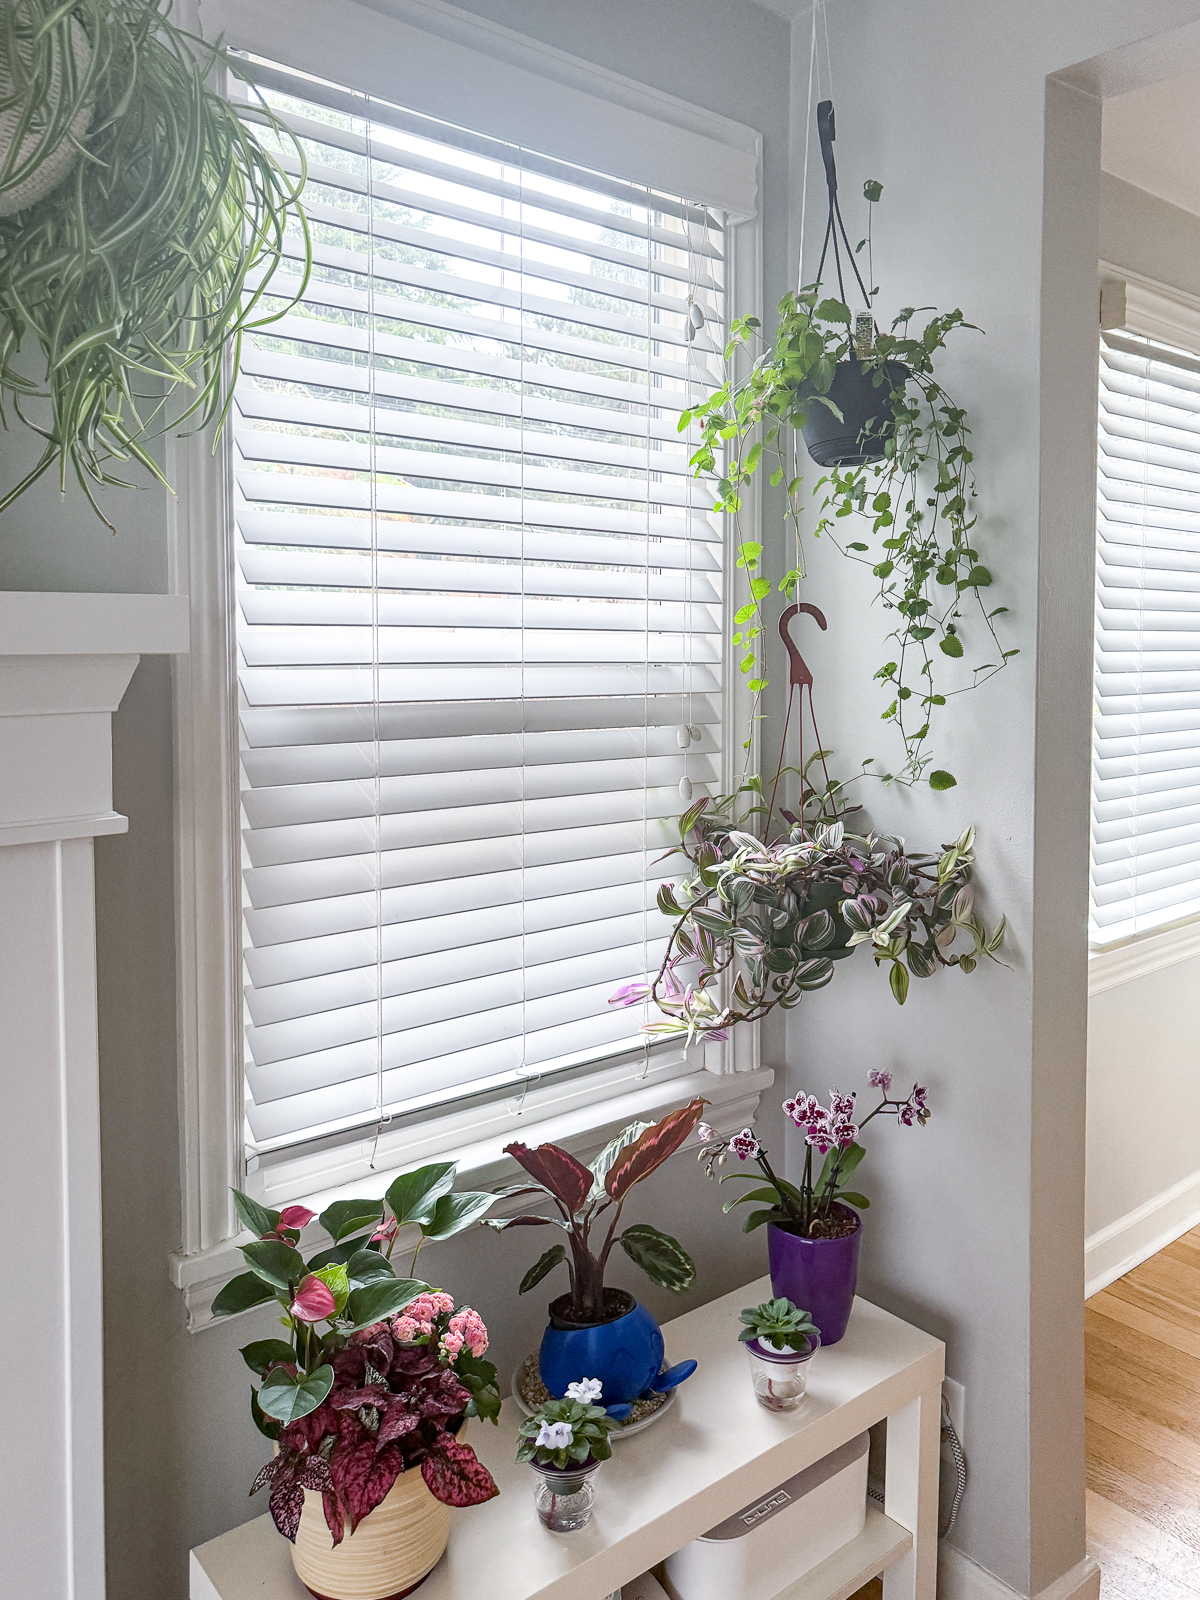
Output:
[1087,1225,1200,1596]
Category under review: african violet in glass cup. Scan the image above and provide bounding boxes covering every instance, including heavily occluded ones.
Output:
[738,1298,820,1413]
[516,1379,618,1533]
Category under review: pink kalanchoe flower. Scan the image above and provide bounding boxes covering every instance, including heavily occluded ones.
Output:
[391,1314,421,1343]
[371,1216,399,1245]
[868,1069,893,1093]
[290,1275,337,1323]
[278,1205,315,1231]
[446,1307,489,1359]
[439,1329,465,1362]
[729,1127,760,1161]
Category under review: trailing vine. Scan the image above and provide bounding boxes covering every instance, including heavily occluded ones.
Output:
[681,263,1017,790]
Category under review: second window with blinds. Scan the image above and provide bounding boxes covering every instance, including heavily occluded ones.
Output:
[1093,310,1200,947]
[232,60,729,1176]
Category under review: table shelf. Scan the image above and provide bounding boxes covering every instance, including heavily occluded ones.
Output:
[191,1278,943,1600]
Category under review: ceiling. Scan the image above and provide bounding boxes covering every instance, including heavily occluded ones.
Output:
[1103,68,1200,216]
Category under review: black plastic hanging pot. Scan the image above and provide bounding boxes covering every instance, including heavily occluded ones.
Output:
[797,100,909,467]
[796,356,909,467]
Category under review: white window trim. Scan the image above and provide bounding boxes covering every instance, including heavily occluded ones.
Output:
[1089,261,1200,992]
[168,0,768,1316]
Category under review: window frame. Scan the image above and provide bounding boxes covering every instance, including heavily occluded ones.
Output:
[168,0,770,1323]
[1089,262,1200,992]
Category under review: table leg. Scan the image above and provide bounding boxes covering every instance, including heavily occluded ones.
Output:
[882,1384,941,1600]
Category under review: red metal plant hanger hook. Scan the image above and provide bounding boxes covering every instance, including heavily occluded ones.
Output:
[766,602,834,837]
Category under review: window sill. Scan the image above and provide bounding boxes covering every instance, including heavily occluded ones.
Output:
[170,1063,774,1331]
[1088,916,1200,995]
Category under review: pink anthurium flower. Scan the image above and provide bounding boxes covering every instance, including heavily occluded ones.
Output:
[278,1205,315,1231]
[290,1275,337,1323]
[370,1216,399,1245]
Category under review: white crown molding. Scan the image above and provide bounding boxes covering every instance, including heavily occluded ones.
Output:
[1100,257,1200,354]
[1088,916,1200,995]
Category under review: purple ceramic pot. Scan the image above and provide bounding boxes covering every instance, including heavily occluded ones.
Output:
[767,1207,862,1346]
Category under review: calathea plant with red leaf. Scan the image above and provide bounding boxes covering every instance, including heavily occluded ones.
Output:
[209,1164,501,1541]
[486,1098,709,1321]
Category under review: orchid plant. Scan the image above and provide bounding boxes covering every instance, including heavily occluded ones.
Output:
[615,799,1005,1043]
[698,1071,930,1239]
[517,1381,619,1470]
[486,1099,708,1323]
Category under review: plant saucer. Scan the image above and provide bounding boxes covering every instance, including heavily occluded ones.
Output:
[510,1354,676,1439]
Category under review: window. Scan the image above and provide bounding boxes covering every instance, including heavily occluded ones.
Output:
[229,59,729,1168]
[1091,318,1200,945]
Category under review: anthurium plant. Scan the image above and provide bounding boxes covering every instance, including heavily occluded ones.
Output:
[210,1182,502,1542]
[486,1098,708,1323]
[697,1071,930,1240]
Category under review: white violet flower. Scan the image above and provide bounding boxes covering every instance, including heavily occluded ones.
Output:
[535,1420,574,1450]
[565,1378,604,1404]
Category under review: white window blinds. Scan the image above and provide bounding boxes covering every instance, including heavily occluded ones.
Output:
[231,59,727,1160]
[1091,328,1200,945]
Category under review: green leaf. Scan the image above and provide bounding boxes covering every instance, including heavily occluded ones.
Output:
[240,1339,297,1376]
[251,1386,282,1441]
[835,1191,871,1209]
[240,1240,307,1293]
[319,1198,383,1244]
[816,298,852,324]
[960,565,992,587]
[304,1234,373,1272]
[344,1278,428,1330]
[313,1262,350,1314]
[346,1248,395,1289]
[519,1244,567,1294]
[211,1271,278,1322]
[929,770,957,791]
[619,1224,696,1292]
[257,1364,334,1425]
[385,1163,457,1228]
[231,1189,279,1240]
[741,1208,778,1234]
[863,179,883,203]
[722,1184,785,1213]
[939,635,964,658]
[421,1190,496,1240]
[889,961,910,1005]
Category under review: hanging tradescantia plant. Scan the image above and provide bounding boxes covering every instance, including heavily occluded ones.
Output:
[0,0,309,523]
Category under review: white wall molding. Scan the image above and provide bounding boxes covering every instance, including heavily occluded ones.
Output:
[0,592,188,1600]
[938,1547,1100,1600]
[1088,916,1200,995]
[170,1063,774,1331]
[1084,1164,1200,1298]
[1100,257,1200,354]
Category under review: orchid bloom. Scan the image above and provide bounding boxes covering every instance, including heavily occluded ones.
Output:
[565,1378,603,1404]
[290,1275,337,1323]
[729,1128,760,1161]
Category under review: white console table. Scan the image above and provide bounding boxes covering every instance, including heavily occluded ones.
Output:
[191,1278,943,1600]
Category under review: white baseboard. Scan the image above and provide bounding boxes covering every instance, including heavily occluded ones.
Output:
[1084,1165,1200,1299]
[939,1547,1101,1600]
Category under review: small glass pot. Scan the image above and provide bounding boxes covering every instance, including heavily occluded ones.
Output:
[531,1459,601,1532]
[745,1332,820,1412]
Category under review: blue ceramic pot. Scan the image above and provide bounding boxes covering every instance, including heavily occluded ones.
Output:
[538,1292,696,1405]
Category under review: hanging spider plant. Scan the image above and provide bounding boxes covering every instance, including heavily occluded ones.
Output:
[0,0,309,526]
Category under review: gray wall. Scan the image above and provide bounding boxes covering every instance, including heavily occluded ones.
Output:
[0,4,792,1597]
[1085,173,1200,1244]
[777,4,1200,1597]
